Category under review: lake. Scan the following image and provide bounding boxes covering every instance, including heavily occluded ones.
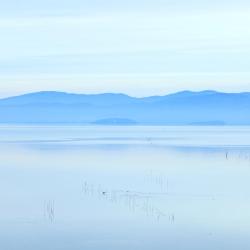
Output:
[0,126,250,250]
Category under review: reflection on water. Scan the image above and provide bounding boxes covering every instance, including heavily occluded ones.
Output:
[0,126,250,250]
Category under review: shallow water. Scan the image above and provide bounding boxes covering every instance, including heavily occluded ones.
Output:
[0,126,250,250]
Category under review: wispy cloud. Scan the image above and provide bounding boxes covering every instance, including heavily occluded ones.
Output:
[0,0,250,95]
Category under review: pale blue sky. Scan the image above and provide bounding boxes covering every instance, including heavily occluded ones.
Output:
[0,0,250,97]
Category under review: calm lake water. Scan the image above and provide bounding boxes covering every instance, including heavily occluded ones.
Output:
[0,126,250,250]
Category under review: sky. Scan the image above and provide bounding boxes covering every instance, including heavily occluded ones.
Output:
[0,0,250,97]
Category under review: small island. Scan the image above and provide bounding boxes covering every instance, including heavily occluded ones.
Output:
[92,118,137,125]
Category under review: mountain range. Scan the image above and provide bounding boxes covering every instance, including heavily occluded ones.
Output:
[0,90,249,125]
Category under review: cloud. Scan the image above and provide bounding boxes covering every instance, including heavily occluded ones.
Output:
[0,1,249,95]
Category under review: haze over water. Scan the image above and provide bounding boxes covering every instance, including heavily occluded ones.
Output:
[0,125,250,250]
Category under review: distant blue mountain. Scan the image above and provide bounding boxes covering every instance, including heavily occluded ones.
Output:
[0,91,249,125]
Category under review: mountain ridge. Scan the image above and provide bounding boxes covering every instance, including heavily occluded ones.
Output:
[0,90,249,125]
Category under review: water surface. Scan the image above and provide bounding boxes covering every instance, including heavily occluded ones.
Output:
[0,126,250,250]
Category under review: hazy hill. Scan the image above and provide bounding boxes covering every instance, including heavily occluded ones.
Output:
[0,91,249,125]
